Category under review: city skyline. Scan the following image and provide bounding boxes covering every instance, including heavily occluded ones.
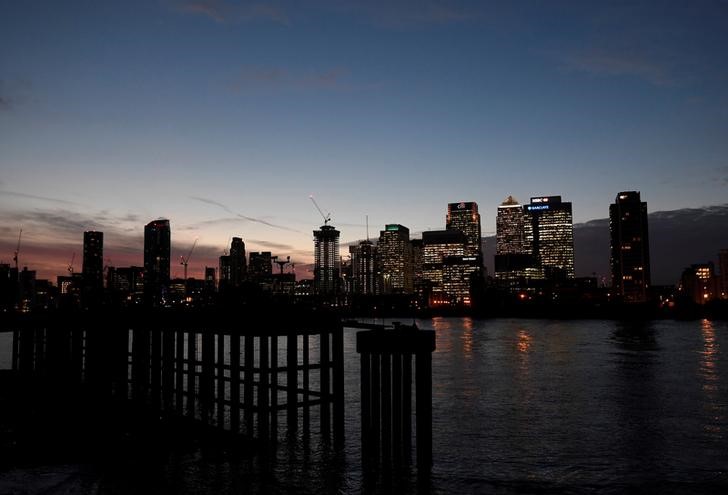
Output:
[2,1,728,283]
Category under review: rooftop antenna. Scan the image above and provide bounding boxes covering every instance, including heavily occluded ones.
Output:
[309,195,331,226]
[366,215,369,242]
[67,252,75,275]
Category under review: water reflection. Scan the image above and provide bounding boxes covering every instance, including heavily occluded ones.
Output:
[611,320,658,352]
[516,329,532,354]
[461,318,473,359]
[700,319,723,437]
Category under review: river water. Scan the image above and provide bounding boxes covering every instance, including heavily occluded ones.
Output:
[1,318,727,494]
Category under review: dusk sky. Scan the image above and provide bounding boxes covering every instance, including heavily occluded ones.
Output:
[2,0,727,280]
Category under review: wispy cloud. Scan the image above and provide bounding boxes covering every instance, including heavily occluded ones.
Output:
[246,239,295,251]
[189,196,303,233]
[561,49,679,87]
[174,0,288,24]
[230,66,356,91]
[0,190,81,206]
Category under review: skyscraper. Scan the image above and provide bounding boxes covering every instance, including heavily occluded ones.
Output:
[144,219,171,304]
[496,196,526,255]
[230,237,247,287]
[82,230,104,297]
[350,240,377,295]
[422,229,466,305]
[314,224,340,295]
[446,202,482,257]
[378,224,413,293]
[495,196,539,290]
[610,191,650,303]
[524,196,574,280]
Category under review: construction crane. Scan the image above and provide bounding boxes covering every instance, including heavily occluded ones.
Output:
[67,253,75,275]
[12,228,22,271]
[272,255,291,275]
[179,238,198,280]
[309,195,331,226]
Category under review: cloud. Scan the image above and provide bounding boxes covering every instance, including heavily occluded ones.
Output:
[174,0,288,24]
[0,190,81,206]
[230,66,355,91]
[561,50,679,87]
[189,196,304,232]
[246,239,295,251]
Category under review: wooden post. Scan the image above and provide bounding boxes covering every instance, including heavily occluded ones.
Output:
[402,352,412,463]
[302,333,310,440]
[360,351,371,463]
[258,333,270,442]
[11,329,19,371]
[162,328,175,411]
[230,333,241,433]
[332,323,345,446]
[175,329,184,414]
[187,331,197,419]
[415,349,432,472]
[244,333,254,437]
[132,327,150,404]
[286,332,297,432]
[217,332,226,429]
[320,329,330,437]
[371,352,380,461]
[381,351,392,469]
[392,351,403,464]
[270,334,278,442]
[150,328,162,411]
[201,331,215,424]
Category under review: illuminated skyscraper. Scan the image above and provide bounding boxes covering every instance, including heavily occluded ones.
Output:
[495,196,539,289]
[314,224,340,295]
[609,191,651,303]
[496,196,526,255]
[350,240,377,295]
[378,224,413,293]
[524,196,574,280]
[82,231,104,294]
[144,219,171,304]
[446,202,482,257]
[422,230,466,305]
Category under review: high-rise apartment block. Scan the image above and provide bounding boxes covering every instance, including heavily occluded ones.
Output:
[313,224,340,295]
[350,240,377,295]
[82,231,104,297]
[144,219,171,304]
[230,237,247,287]
[609,191,651,303]
[378,224,413,294]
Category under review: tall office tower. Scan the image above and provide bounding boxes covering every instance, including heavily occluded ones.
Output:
[249,251,273,278]
[495,196,539,289]
[446,202,482,257]
[229,237,247,287]
[313,224,340,295]
[496,196,526,255]
[422,230,466,304]
[524,196,574,280]
[718,249,728,299]
[350,240,377,295]
[609,191,651,303]
[378,224,413,293]
[144,219,171,304]
[82,231,104,294]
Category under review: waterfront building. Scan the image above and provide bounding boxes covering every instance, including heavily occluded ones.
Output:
[82,231,104,295]
[218,254,231,290]
[107,266,144,304]
[230,237,247,287]
[313,224,340,295]
[495,195,540,290]
[350,240,377,295]
[719,249,728,299]
[680,263,718,304]
[524,196,575,280]
[446,202,482,257]
[442,255,482,306]
[204,267,216,293]
[378,224,413,293]
[422,230,466,305]
[609,191,651,303]
[144,219,171,304]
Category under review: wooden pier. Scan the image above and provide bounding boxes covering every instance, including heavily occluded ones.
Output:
[6,311,345,447]
[355,322,436,474]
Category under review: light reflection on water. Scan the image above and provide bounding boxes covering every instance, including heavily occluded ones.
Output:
[2,318,728,493]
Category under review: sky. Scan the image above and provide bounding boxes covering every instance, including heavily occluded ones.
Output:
[1,0,728,281]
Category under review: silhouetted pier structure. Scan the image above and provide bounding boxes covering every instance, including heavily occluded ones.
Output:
[354,321,436,474]
[5,311,344,447]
